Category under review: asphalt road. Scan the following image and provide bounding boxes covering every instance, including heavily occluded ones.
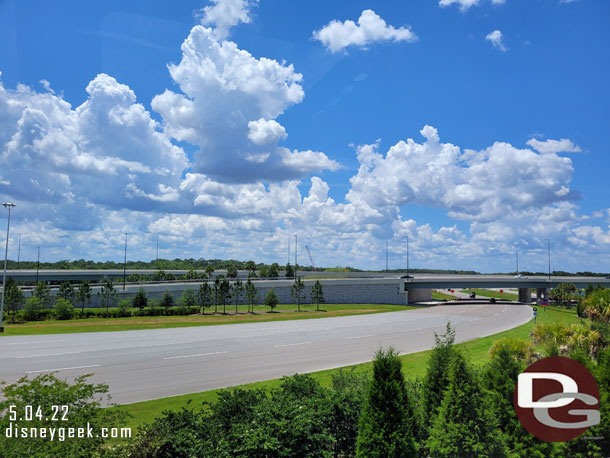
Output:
[0,303,532,405]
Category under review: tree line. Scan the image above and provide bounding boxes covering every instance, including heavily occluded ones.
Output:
[2,277,327,323]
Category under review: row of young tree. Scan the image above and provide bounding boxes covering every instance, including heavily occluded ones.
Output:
[2,277,327,322]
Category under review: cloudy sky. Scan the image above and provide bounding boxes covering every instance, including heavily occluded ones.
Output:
[0,0,609,272]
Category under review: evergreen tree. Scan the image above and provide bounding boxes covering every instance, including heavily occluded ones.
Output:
[264,289,279,312]
[356,347,417,458]
[311,280,325,312]
[269,263,280,278]
[427,351,507,458]
[482,345,555,457]
[159,290,174,309]
[33,281,52,309]
[180,288,197,307]
[285,263,295,278]
[57,281,76,304]
[5,277,24,323]
[132,288,148,311]
[422,322,456,427]
[291,277,305,312]
[198,282,212,314]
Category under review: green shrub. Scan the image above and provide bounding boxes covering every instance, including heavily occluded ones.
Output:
[54,298,76,320]
[117,299,132,317]
[132,288,148,310]
[159,291,175,308]
[22,297,43,321]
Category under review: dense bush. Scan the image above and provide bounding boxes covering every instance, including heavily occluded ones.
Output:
[54,298,76,320]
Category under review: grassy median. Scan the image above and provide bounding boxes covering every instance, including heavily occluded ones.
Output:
[459,288,519,300]
[0,303,417,336]
[111,305,582,434]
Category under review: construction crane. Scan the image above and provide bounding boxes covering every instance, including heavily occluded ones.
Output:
[305,245,316,270]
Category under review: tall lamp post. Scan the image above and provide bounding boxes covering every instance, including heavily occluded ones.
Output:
[543,239,551,281]
[294,234,298,278]
[123,232,128,291]
[406,235,410,280]
[1,202,16,333]
[36,247,40,283]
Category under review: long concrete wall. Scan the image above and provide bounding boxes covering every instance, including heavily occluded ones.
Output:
[47,278,424,307]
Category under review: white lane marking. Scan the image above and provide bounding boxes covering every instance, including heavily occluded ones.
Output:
[345,334,378,340]
[6,340,65,346]
[399,328,423,332]
[273,342,312,348]
[16,351,82,359]
[25,364,100,374]
[137,341,190,348]
[243,334,266,338]
[164,351,227,360]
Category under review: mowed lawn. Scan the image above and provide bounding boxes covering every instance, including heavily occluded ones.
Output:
[459,288,519,301]
[111,305,582,434]
[0,304,415,336]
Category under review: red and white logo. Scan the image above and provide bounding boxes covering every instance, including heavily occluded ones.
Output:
[514,356,600,442]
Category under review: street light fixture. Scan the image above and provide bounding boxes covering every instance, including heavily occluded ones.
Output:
[0,202,16,333]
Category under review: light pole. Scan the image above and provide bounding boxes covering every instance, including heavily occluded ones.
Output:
[543,239,551,281]
[36,247,40,283]
[294,234,298,278]
[1,202,16,332]
[123,232,128,291]
[406,236,410,279]
[17,234,21,265]
[515,246,519,276]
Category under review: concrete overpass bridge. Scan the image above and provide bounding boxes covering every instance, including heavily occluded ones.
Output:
[3,271,608,306]
[401,275,610,303]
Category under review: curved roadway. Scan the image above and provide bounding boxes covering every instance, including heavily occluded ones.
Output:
[0,303,532,405]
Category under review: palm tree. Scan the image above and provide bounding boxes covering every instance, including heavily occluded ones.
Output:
[245,279,257,313]
[231,279,244,314]
[198,282,212,315]
[205,265,215,279]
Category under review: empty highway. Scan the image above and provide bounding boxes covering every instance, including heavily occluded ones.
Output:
[0,303,532,405]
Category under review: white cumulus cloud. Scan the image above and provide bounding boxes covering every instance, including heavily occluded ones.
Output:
[200,0,257,40]
[152,25,338,182]
[248,118,287,145]
[313,9,417,53]
[526,137,582,154]
[486,29,508,52]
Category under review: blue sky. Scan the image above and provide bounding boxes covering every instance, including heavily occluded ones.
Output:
[0,0,609,272]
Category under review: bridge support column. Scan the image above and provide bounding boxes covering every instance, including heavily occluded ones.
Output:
[518,288,532,303]
[536,288,549,303]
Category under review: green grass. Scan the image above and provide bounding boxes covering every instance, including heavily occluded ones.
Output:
[110,305,582,434]
[0,304,415,336]
[431,291,456,301]
[460,288,519,300]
